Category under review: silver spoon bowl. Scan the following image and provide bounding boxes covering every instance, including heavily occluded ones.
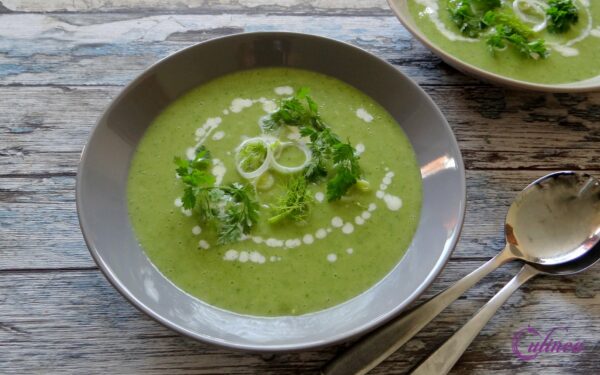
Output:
[323,171,600,375]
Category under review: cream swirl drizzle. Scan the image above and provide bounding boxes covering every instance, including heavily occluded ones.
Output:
[417,0,597,57]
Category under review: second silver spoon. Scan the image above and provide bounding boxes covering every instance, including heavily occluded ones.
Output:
[323,171,600,375]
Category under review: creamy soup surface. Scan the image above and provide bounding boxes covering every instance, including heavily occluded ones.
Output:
[127,68,422,316]
[408,0,600,84]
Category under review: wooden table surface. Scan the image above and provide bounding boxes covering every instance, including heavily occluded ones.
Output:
[1,1,599,374]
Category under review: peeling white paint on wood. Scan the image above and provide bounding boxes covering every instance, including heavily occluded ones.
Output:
[1,1,599,374]
[0,0,388,12]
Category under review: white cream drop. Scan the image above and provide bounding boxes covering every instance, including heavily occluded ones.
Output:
[230,98,253,113]
[346,248,354,255]
[252,236,263,244]
[355,216,365,225]
[194,116,223,146]
[361,211,372,220]
[327,253,337,263]
[356,143,365,155]
[262,100,277,113]
[383,194,403,211]
[356,108,374,123]
[315,192,325,202]
[368,203,377,212]
[376,190,385,199]
[212,159,226,186]
[342,222,355,234]
[303,234,314,245]
[186,147,196,160]
[181,208,192,217]
[223,109,229,115]
[315,229,328,239]
[192,226,201,235]
[212,131,225,141]
[274,86,294,96]
[223,249,238,261]
[198,240,210,249]
[331,217,344,228]
[285,239,301,248]
[238,251,249,263]
[266,238,284,248]
[174,197,183,207]
[551,44,580,57]
[249,251,266,264]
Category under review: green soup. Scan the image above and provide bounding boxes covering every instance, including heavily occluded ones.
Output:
[408,0,600,84]
[127,68,422,316]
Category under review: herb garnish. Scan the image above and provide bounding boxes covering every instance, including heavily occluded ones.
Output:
[268,176,314,224]
[547,0,579,33]
[265,88,363,201]
[483,11,549,59]
[448,0,500,37]
[174,146,260,244]
[447,0,548,60]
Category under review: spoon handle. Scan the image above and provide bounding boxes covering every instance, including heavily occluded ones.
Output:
[410,264,540,375]
[322,246,514,375]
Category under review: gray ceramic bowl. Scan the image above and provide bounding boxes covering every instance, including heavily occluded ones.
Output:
[77,32,465,351]
[388,0,600,92]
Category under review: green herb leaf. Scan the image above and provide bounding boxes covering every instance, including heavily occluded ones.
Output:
[216,183,260,244]
[326,143,361,201]
[484,11,549,59]
[269,176,314,224]
[447,0,500,38]
[263,88,364,200]
[182,186,196,210]
[547,0,579,33]
[174,146,259,245]
[225,182,260,232]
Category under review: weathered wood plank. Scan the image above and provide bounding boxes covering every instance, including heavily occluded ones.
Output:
[2,170,598,269]
[0,265,597,374]
[0,13,476,87]
[0,2,598,374]
[1,86,598,176]
[0,0,389,14]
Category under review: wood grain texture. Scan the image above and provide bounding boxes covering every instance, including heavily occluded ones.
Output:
[1,0,388,14]
[4,170,599,270]
[1,86,598,177]
[0,0,599,374]
[0,264,597,374]
[0,13,472,86]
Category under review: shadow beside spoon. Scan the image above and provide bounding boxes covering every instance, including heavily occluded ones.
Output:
[323,171,600,375]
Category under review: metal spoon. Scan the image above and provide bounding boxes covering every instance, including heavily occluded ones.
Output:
[323,171,600,375]
[413,172,600,374]
[413,240,600,374]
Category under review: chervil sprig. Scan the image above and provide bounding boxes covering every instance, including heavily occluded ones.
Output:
[547,0,579,33]
[483,11,549,59]
[447,0,501,37]
[174,146,259,244]
[264,88,364,201]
